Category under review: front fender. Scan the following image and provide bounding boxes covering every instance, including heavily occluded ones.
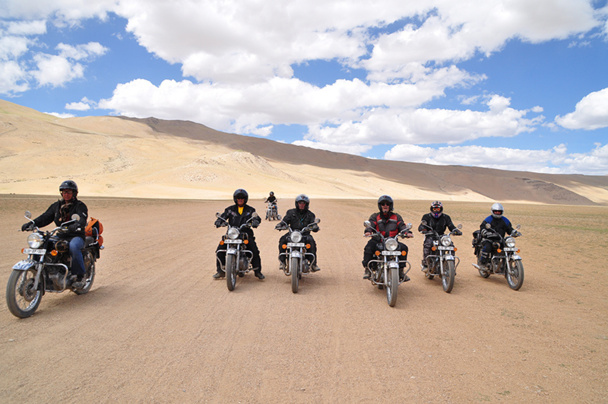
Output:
[13,259,36,271]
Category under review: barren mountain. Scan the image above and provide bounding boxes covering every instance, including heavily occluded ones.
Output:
[1,99,606,204]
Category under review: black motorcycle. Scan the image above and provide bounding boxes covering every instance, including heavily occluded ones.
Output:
[6,211,102,318]
[215,212,258,291]
[420,221,462,293]
[472,224,524,290]
[276,218,320,293]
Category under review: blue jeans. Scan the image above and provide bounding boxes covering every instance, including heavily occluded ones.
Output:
[69,237,85,276]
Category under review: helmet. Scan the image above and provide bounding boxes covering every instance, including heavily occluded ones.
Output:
[430,201,443,218]
[233,188,248,204]
[59,180,78,195]
[377,195,393,212]
[491,202,504,219]
[295,194,310,210]
[269,191,274,196]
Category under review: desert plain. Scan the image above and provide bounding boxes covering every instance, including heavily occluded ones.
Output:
[0,195,607,403]
[1,99,608,402]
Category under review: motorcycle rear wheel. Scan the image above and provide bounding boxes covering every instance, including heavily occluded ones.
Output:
[386,267,399,307]
[442,260,455,293]
[226,255,237,291]
[6,269,42,318]
[291,256,300,293]
[506,260,524,291]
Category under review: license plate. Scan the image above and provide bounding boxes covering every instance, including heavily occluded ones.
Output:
[382,251,402,256]
[225,239,242,244]
[23,248,46,255]
[503,247,517,252]
[438,246,454,251]
[13,259,36,270]
[287,243,305,248]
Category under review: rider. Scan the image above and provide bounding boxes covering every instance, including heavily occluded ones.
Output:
[21,180,88,288]
[418,201,462,268]
[478,202,519,266]
[363,195,412,281]
[214,188,264,280]
[275,194,320,272]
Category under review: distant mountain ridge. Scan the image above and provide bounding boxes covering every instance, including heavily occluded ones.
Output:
[0,99,606,204]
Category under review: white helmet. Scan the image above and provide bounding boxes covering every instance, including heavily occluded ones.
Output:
[491,203,504,219]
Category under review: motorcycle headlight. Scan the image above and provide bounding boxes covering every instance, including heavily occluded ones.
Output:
[385,238,398,251]
[291,231,302,243]
[505,237,516,248]
[227,227,240,240]
[27,233,44,249]
[441,236,452,247]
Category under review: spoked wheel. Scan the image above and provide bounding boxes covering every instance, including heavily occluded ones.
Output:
[442,260,455,293]
[6,269,42,318]
[386,267,399,307]
[291,256,300,293]
[506,260,524,291]
[226,255,237,291]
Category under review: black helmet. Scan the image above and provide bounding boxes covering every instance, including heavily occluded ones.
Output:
[233,188,248,204]
[59,180,78,195]
[377,195,393,212]
[269,191,274,196]
[430,201,443,218]
[295,194,310,210]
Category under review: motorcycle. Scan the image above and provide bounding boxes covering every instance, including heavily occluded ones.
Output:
[419,222,462,293]
[276,218,320,293]
[215,212,259,291]
[472,223,524,290]
[6,211,102,318]
[265,202,280,221]
[364,220,412,307]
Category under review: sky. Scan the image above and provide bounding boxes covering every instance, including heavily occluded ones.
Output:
[1,0,608,175]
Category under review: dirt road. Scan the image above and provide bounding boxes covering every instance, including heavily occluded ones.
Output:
[1,196,607,402]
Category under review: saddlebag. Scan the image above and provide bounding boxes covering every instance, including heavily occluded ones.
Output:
[85,217,104,246]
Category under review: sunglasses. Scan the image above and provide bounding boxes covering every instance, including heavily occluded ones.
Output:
[380,202,390,206]
[493,210,502,214]
[432,207,441,212]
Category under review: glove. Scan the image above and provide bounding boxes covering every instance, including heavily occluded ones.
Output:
[481,229,488,237]
[68,223,80,233]
[214,219,223,228]
[21,222,34,231]
[311,224,319,232]
[275,223,286,230]
[252,219,260,228]
[453,229,462,236]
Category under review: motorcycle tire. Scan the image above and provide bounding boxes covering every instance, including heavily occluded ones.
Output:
[6,269,42,318]
[506,260,524,291]
[387,267,399,307]
[226,254,237,291]
[442,260,455,293]
[291,256,300,293]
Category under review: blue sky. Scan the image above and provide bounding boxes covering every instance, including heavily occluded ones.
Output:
[1,0,607,175]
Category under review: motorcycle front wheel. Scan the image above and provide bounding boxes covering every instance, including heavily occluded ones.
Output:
[506,260,524,291]
[442,260,455,293]
[6,269,42,318]
[226,254,237,291]
[386,267,399,307]
[291,256,300,293]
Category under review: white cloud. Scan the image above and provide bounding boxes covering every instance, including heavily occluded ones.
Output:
[0,36,30,60]
[32,54,84,87]
[555,88,608,130]
[0,61,29,93]
[56,42,107,60]
[45,111,75,118]
[384,143,608,175]
[6,19,46,35]
[292,140,373,156]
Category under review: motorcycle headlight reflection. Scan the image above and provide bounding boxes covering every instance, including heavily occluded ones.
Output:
[505,237,516,248]
[227,227,240,240]
[291,231,302,243]
[441,236,452,247]
[27,233,44,249]
[385,238,398,251]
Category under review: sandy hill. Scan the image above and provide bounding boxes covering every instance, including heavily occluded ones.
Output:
[1,99,607,204]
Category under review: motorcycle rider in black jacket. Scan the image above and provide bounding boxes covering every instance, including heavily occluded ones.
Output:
[275,194,320,271]
[418,201,461,267]
[214,189,264,279]
[21,180,88,288]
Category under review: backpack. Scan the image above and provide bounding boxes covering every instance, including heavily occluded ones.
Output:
[85,217,104,246]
